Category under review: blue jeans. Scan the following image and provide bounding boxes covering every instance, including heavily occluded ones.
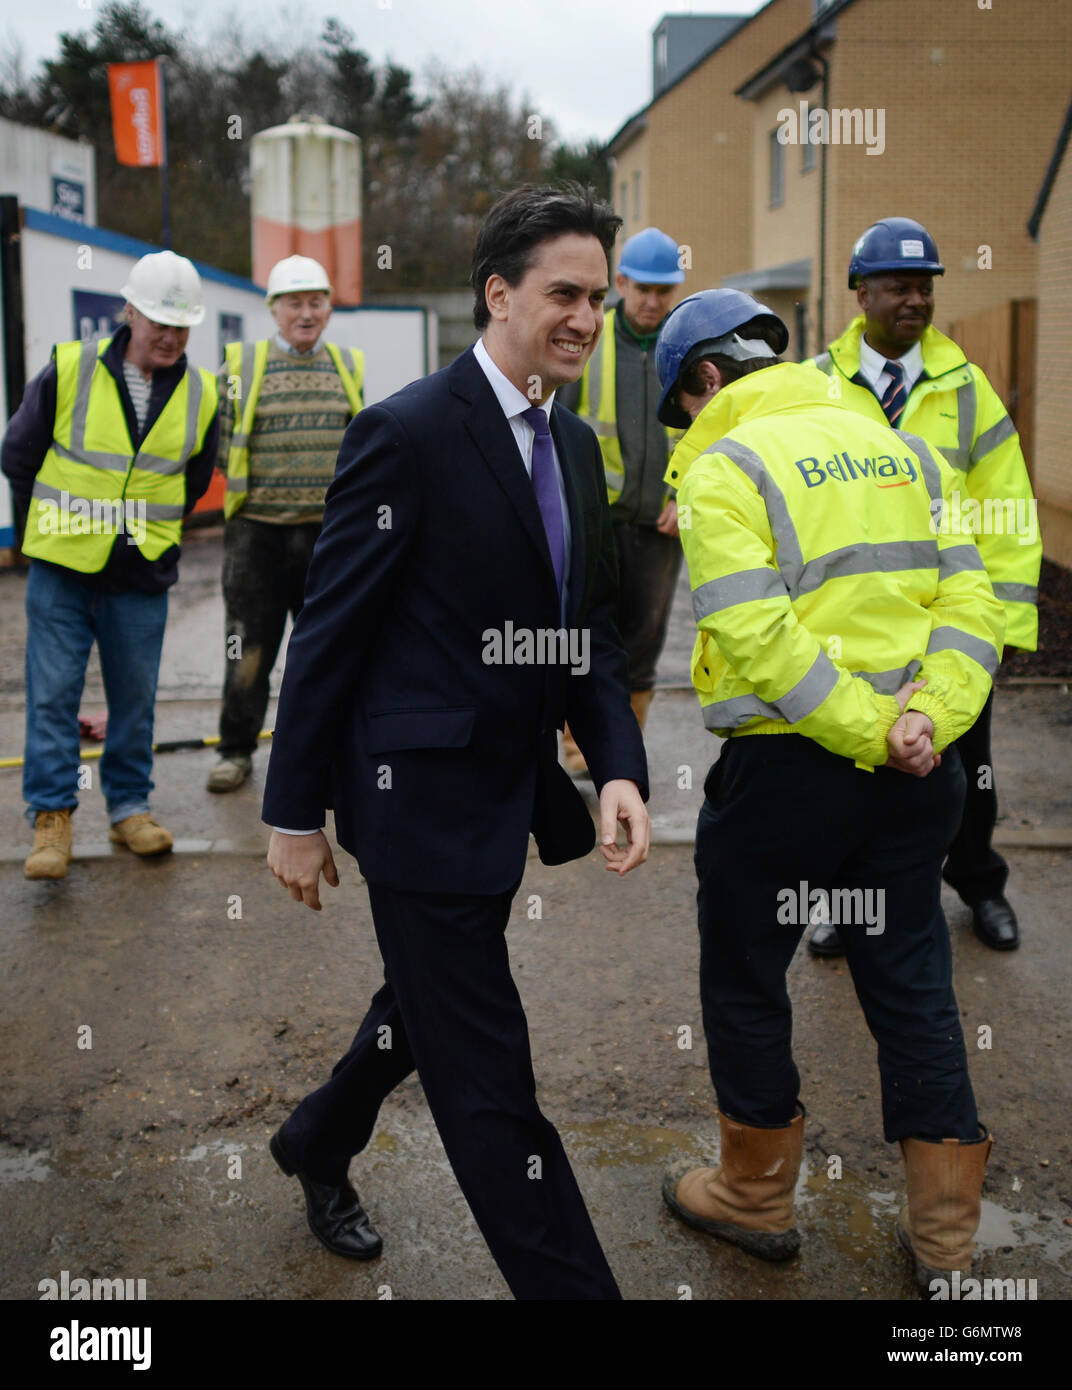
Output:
[23,561,168,825]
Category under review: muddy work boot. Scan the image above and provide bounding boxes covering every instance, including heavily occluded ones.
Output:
[206,754,253,793]
[109,813,174,857]
[897,1129,993,1294]
[24,809,73,880]
[663,1107,804,1260]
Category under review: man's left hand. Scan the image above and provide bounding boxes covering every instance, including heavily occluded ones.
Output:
[655,499,679,538]
[598,779,650,875]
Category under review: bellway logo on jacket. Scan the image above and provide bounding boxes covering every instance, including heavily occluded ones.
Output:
[795,451,918,489]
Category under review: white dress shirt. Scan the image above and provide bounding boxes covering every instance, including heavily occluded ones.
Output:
[274,339,575,836]
[858,334,924,403]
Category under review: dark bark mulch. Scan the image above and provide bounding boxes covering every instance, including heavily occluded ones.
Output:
[1002,559,1072,679]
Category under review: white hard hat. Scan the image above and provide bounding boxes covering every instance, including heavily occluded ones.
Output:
[266,255,332,303]
[121,250,205,327]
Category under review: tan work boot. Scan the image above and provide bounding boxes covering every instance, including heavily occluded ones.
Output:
[560,722,588,776]
[24,809,73,880]
[109,813,174,857]
[897,1129,993,1293]
[662,1106,804,1260]
[206,755,252,793]
[629,689,653,732]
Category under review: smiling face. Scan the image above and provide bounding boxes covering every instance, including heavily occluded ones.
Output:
[270,291,332,352]
[124,307,190,374]
[858,272,934,358]
[483,233,610,401]
[615,273,676,334]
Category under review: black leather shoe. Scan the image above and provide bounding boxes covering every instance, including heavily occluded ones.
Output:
[971,896,1020,951]
[807,920,845,958]
[270,1126,383,1259]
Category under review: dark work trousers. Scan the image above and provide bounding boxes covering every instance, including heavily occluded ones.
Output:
[695,735,979,1143]
[280,881,621,1301]
[612,521,683,691]
[942,692,1009,905]
[218,515,321,758]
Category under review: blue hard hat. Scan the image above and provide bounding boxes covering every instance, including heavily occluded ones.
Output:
[848,217,944,288]
[655,289,788,427]
[617,227,686,284]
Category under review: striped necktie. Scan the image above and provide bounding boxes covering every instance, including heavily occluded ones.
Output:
[880,360,906,427]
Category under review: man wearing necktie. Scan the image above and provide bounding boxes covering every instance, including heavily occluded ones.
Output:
[808,218,1040,956]
[260,183,650,1299]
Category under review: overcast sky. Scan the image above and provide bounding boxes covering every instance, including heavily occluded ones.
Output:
[3,0,767,145]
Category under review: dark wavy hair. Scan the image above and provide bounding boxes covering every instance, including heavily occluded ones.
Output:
[471,182,622,330]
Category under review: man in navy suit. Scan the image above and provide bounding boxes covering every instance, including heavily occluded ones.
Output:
[262,184,650,1300]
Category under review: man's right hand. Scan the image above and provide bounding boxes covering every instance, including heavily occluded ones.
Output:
[267,829,339,911]
[886,711,940,778]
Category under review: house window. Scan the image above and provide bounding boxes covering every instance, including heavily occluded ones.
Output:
[801,106,817,172]
[769,130,785,207]
[655,31,668,90]
[619,181,628,221]
[633,170,642,222]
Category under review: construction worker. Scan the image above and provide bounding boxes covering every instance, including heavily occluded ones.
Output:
[556,226,685,772]
[807,219,1041,954]
[206,256,363,792]
[1,251,219,878]
[654,290,1004,1292]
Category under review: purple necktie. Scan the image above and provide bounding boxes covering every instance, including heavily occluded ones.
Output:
[521,406,565,595]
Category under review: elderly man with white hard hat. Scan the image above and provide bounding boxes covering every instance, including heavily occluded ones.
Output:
[206,255,364,793]
[1,250,219,878]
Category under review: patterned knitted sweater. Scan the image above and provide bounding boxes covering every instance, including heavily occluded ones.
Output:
[216,341,354,525]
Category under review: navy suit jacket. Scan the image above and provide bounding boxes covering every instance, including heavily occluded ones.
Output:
[261,345,649,895]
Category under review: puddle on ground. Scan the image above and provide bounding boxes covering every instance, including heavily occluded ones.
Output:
[0,1143,51,1183]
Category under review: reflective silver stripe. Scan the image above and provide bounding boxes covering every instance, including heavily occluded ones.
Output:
[133,451,186,477]
[692,567,786,618]
[973,413,1016,460]
[775,649,840,723]
[812,351,833,374]
[852,660,921,695]
[225,474,248,492]
[797,540,939,594]
[705,436,806,596]
[927,625,999,676]
[143,503,185,521]
[938,543,986,577]
[893,428,944,505]
[589,419,617,438]
[702,693,780,729]
[69,340,100,451]
[586,332,603,421]
[52,439,129,472]
[992,581,1038,604]
[943,377,976,471]
[32,479,73,505]
[181,368,204,462]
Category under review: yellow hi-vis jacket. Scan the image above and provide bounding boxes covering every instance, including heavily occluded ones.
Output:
[574,308,680,504]
[23,337,217,571]
[809,317,1040,650]
[223,340,364,519]
[665,362,1005,765]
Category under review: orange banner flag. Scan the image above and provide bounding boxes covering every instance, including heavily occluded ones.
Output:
[107,61,165,167]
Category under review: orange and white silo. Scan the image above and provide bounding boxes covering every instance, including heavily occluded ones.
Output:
[251,114,362,305]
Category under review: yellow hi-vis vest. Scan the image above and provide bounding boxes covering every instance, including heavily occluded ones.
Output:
[223,340,364,520]
[665,362,1005,764]
[23,337,217,572]
[809,317,1041,650]
[575,308,681,504]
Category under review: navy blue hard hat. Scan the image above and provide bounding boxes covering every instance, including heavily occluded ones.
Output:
[848,218,945,288]
[617,227,686,284]
[655,289,788,427]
